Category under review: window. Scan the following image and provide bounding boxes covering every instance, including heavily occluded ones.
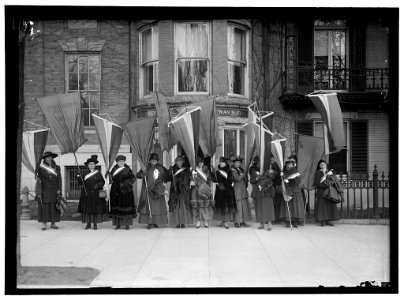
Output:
[228,25,248,96]
[223,127,245,159]
[140,26,158,97]
[175,22,210,93]
[65,166,101,200]
[314,121,348,174]
[314,20,348,90]
[66,54,100,126]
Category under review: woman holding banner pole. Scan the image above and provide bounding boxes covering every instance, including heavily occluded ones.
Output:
[136,153,169,229]
[109,155,137,230]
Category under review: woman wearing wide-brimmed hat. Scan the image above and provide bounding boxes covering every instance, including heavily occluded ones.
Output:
[109,155,137,230]
[212,156,236,229]
[77,155,106,230]
[231,156,252,228]
[36,151,62,230]
[136,153,169,229]
[167,155,193,228]
[190,156,213,228]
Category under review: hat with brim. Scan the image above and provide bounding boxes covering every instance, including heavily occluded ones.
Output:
[219,156,228,163]
[149,153,159,161]
[175,156,185,163]
[85,155,99,166]
[196,156,204,164]
[253,155,260,163]
[232,156,243,162]
[42,151,58,159]
[115,155,126,162]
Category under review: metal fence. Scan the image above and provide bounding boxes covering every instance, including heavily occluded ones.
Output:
[304,165,389,220]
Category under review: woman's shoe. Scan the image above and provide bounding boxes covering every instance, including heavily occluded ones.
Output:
[224,223,229,229]
[241,222,250,227]
[292,222,298,228]
[258,223,264,229]
[93,224,97,230]
[153,224,159,228]
[125,225,130,230]
[320,221,325,227]
[234,222,240,228]
[180,224,185,228]
[196,221,201,229]
[115,225,121,230]
[204,222,209,228]
[41,227,46,231]
[85,223,91,230]
[176,224,181,228]
[147,224,153,230]
[216,222,224,227]
[50,224,59,229]
[326,221,334,226]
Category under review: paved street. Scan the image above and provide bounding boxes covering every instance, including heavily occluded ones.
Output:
[19,220,389,288]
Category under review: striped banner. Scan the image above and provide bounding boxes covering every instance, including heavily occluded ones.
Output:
[169,107,201,169]
[22,129,49,174]
[271,139,292,202]
[243,105,257,170]
[92,114,123,173]
[308,93,344,154]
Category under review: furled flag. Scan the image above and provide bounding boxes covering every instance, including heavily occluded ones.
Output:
[185,98,220,158]
[122,117,157,172]
[169,107,201,169]
[252,111,274,173]
[22,128,49,194]
[36,92,86,154]
[151,92,175,151]
[243,104,257,170]
[92,114,123,174]
[296,134,325,190]
[308,92,344,154]
[271,138,292,202]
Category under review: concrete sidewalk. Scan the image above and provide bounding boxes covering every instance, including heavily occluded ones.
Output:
[19,220,390,288]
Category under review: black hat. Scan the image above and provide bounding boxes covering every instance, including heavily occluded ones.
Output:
[232,155,243,162]
[196,156,204,164]
[253,155,260,163]
[149,153,159,161]
[42,151,58,159]
[85,155,99,166]
[115,155,126,162]
[175,156,185,163]
[219,156,227,163]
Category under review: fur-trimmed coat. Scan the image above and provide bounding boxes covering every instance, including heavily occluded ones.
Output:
[167,165,192,212]
[77,169,106,214]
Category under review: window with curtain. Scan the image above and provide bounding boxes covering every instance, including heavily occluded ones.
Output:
[228,25,247,96]
[141,26,158,97]
[175,22,209,93]
[314,20,348,90]
[223,128,245,160]
[314,121,348,174]
[66,54,100,126]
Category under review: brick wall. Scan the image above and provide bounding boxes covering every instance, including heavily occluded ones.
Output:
[158,20,174,96]
[212,20,228,96]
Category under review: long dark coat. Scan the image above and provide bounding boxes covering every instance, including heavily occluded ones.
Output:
[37,161,61,203]
[255,173,276,222]
[109,164,137,218]
[232,166,248,200]
[314,170,339,221]
[280,167,305,220]
[167,166,192,211]
[136,163,169,224]
[77,170,106,214]
[249,164,260,199]
[212,165,236,213]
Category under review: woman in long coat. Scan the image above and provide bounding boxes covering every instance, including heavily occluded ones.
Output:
[212,156,236,229]
[136,153,169,229]
[279,159,305,228]
[314,160,341,226]
[249,155,260,223]
[167,156,193,228]
[190,157,213,228]
[231,156,252,227]
[77,155,106,230]
[36,151,62,230]
[109,155,137,230]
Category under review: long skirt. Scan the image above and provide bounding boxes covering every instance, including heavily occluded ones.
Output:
[112,216,133,226]
[315,196,339,221]
[138,198,169,225]
[82,213,103,224]
[280,192,305,221]
[38,202,60,223]
[234,198,253,222]
[169,200,193,226]
[191,198,213,222]
[213,211,233,222]
[254,195,275,223]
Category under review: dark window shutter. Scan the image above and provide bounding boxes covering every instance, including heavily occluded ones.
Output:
[295,121,313,154]
[296,121,313,136]
[349,21,366,91]
[351,121,368,174]
[296,20,314,94]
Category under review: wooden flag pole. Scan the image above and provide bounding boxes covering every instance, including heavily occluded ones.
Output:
[285,199,293,230]
[73,152,87,197]
[144,176,152,218]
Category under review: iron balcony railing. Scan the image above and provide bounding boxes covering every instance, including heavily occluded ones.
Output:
[296,67,389,92]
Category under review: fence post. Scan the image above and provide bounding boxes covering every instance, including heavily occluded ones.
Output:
[373,164,379,218]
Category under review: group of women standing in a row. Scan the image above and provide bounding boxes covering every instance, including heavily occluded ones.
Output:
[36,151,341,230]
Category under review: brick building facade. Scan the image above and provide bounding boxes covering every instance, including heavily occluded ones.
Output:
[21,12,395,203]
